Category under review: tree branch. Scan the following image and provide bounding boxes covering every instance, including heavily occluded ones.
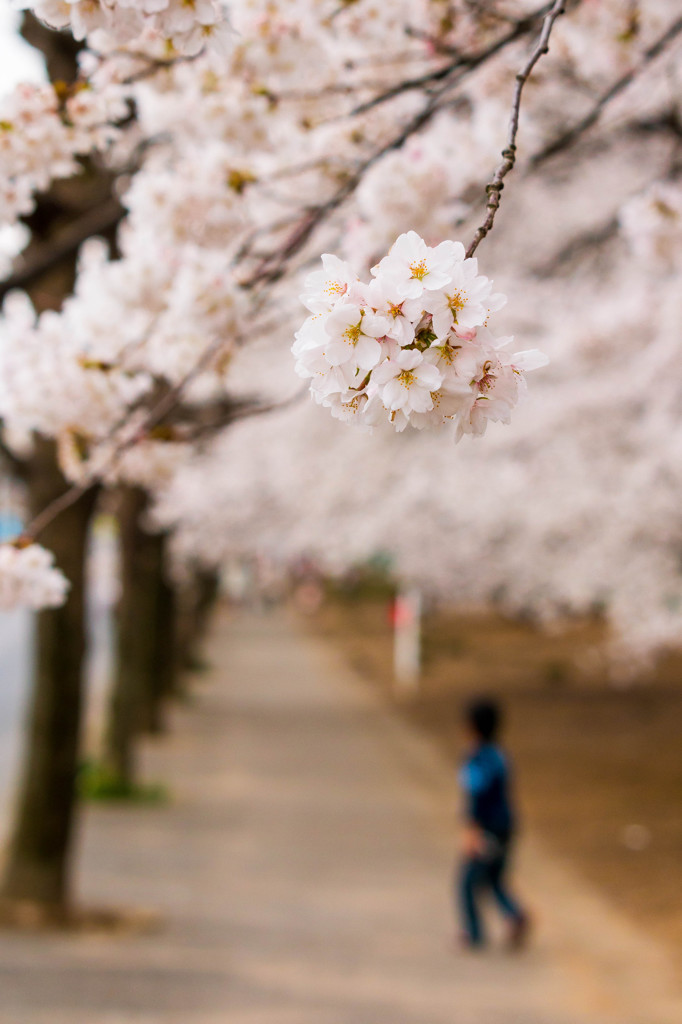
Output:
[465,0,567,258]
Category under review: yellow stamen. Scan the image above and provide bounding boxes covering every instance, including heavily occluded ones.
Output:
[324,280,346,297]
[447,291,466,321]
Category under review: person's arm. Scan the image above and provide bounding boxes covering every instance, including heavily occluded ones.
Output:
[461,821,486,857]
[459,760,490,856]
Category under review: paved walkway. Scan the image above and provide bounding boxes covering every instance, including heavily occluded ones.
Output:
[0,608,680,1024]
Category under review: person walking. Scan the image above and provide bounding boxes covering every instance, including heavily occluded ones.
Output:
[456,696,529,949]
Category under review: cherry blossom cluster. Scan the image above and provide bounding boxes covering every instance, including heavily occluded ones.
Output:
[0,235,243,489]
[24,0,232,56]
[0,542,69,610]
[293,232,547,438]
[0,80,126,227]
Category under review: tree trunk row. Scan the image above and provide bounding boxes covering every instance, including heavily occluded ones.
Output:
[2,472,220,911]
[2,440,98,906]
[105,487,175,788]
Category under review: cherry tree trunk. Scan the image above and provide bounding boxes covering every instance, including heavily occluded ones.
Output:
[151,564,178,710]
[1,440,98,909]
[175,567,220,674]
[0,17,117,912]
[105,488,175,786]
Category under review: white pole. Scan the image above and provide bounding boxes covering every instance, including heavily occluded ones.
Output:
[393,587,422,697]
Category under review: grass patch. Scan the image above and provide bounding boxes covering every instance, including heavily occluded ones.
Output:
[78,761,168,804]
[183,655,212,674]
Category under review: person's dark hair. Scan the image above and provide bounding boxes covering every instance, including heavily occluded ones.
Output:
[465,697,501,742]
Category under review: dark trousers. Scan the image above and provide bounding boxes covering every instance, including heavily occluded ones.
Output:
[458,839,523,945]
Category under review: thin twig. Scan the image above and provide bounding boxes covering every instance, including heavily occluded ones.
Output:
[466,0,567,258]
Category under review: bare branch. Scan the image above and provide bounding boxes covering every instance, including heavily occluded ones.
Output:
[465,0,567,259]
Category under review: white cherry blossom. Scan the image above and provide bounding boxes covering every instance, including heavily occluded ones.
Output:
[370,349,442,417]
[301,255,359,314]
[361,278,420,347]
[371,232,465,300]
[322,304,385,370]
[417,259,507,335]
[0,543,69,610]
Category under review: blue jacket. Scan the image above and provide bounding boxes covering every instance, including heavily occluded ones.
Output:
[459,743,515,841]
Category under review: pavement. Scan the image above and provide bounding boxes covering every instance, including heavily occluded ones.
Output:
[0,607,680,1024]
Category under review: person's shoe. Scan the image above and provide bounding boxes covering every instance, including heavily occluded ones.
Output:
[507,912,531,950]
